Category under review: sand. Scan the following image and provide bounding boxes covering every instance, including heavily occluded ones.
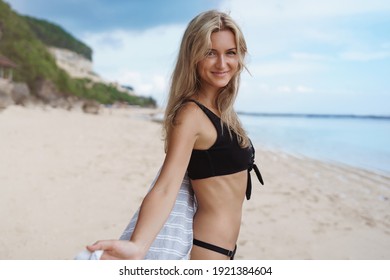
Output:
[0,105,389,260]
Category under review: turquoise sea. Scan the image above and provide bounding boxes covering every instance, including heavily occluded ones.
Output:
[240,114,390,176]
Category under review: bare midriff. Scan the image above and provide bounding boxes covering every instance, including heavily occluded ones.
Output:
[190,170,247,259]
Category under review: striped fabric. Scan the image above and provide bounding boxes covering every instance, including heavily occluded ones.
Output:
[119,171,197,260]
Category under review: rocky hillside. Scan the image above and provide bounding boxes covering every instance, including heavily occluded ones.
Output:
[0,0,156,109]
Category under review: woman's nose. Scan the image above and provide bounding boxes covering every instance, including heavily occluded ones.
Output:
[216,54,226,68]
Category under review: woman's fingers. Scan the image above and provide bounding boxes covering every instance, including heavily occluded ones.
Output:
[87,239,116,252]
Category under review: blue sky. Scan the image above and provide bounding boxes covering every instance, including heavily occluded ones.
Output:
[6,0,390,115]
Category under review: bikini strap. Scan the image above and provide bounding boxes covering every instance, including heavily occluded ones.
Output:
[185,99,221,130]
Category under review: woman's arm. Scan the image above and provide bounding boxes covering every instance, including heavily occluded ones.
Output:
[87,103,201,259]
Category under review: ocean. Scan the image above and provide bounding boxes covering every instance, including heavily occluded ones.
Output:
[240,113,390,176]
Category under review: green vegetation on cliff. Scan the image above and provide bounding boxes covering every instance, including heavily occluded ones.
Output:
[0,1,156,107]
[0,1,61,87]
[23,16,92,61]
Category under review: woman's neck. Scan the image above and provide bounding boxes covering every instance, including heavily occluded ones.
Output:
[195,89,219,110]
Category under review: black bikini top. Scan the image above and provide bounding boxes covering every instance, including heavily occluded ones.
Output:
[185,99,263,200]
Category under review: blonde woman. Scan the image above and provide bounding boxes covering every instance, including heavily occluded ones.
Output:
[86,10,263,260]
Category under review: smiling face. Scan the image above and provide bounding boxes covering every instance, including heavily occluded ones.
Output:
[197,29,239,95]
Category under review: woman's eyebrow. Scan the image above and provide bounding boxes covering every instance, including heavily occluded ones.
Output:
[208,47,237,51]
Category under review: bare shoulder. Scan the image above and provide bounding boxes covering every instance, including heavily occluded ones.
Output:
[174,101,203,126]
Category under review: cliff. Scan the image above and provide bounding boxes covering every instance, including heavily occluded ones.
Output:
[47,46,102,82]
[23,15,92,61]
[0,0,156,109]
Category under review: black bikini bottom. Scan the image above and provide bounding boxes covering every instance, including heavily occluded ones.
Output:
[193,238,237,260]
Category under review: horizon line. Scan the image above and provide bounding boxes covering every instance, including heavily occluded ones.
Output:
[237,111,390,120]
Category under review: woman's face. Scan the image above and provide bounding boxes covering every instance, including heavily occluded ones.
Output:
[197,29,239,94]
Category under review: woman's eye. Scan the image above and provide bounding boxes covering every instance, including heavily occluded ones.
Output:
[227,51,237,56]
[206,50,216,57]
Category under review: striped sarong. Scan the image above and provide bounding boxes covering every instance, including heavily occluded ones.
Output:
[119,171,197,260]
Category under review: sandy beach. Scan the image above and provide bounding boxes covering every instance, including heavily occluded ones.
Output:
[0,105,389,260]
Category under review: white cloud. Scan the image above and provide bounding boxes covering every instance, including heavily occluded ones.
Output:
[296,85,314,93]
[115,71,167,94]
[291,52,331,61]
[221,0,389,56]
[340,50,390,61]
[82,24,184,72]
[220,0,390,114]
[257,83,271,91]
[76,0,389,114]
[81,24,185,104]
[276,86,292,93]
[250,60,324,77]
[221,0,390,24]
[262,84,314,94]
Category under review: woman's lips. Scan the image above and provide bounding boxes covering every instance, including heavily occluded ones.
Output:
[212,71,229,77]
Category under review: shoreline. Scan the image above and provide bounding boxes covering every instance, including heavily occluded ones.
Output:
[0,105,389,259]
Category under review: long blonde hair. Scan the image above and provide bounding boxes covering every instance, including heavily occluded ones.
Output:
[163,10,250,150]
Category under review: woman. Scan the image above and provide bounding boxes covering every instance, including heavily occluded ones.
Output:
[86,10,263,260]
